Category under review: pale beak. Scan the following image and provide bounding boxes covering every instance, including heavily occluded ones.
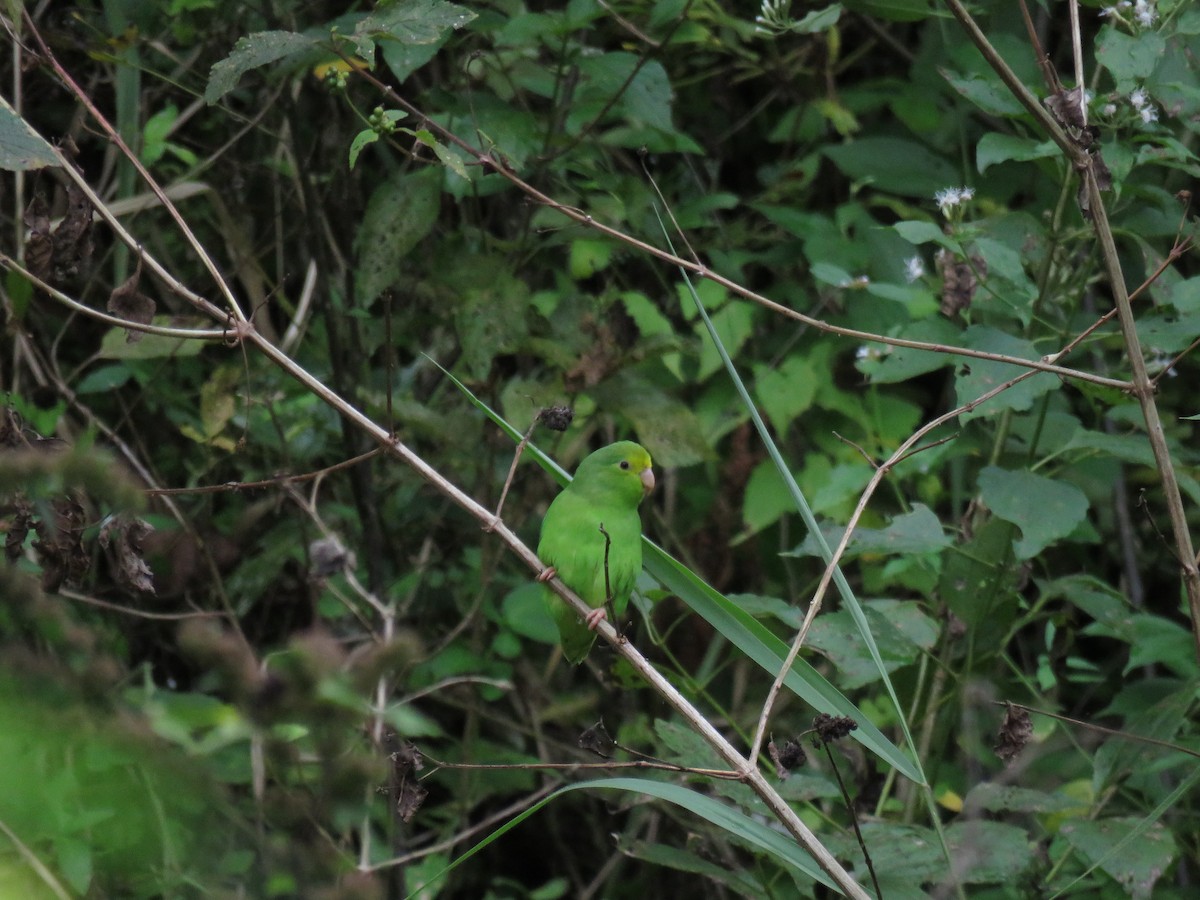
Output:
[641,467,656,496]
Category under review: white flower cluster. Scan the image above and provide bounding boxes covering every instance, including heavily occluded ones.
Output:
[935,186,975,216]
[1130,87,1159,124]
[1100,0,1157,28]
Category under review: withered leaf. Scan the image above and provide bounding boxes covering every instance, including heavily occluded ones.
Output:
[1045,87,1086,129]
[395,777,428,823]
[22,191,53,283]
[389,740,427,823]
[51,181,93,284]
[994,702,1033,764]
[33,495,89,591]
[812,712,858,746]
[938,249,987,318]
[5,497,34,563]
[107,255,156,343]
[579,719,615,758]
[99,514,156,594]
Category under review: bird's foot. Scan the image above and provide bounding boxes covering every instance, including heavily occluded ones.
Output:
[536,566,557,583]
[584,608,607,631]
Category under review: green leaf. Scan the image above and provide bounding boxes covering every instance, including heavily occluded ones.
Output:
[754,356,817,436]
[943,72,1026,117]
[1095,27,1166,93]
[568,238,614,279]
[823,137,958,198]
[347,129,380,169]
[205,30,316,104]
[349,0,476,60]
[977,466,1089,559]
[861,318,959,384]
[954,326,1059,420]
[97,318,207,360]
[590,371,712,468]
[790,504,950,558]
[0,96,60,170]
[1059,818,1176,899]
[976,133,1058,173]
[893,219,954,249]
[354,166,441,307]
[496,585,556,648]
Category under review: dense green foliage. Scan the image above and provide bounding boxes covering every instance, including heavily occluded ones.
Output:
[2,0,1200,896]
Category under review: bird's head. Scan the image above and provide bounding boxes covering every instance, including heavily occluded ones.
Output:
[572,440,654,506]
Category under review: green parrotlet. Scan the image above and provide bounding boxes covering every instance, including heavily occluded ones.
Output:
[536,441,655,664]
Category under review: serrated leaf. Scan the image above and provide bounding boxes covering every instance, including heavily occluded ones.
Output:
[205,31,316,104]
[349,0,476,60]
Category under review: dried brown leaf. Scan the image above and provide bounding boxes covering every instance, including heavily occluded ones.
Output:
[22,191,53,283]
[99,514,156,594]
[1045,87,1086,129]
[938,250,987,318]
[33,495,89,591]
[579,719,615,758]
[994,702,1033,764]
[51,181,93,284]
[106,255,156,343]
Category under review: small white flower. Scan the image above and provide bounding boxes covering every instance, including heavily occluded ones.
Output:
[1134,0,1157,27]
[1102,102,1118,117]
[935,186,975,216]
[1130,87,1149,109]
[1140,104,1159,124]
[905,256,925,283]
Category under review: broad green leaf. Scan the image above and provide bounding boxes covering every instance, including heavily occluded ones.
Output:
[1059,818,1175,900]
[954,326,1058,420]
[943,72,1027,117]
[1095,27,1166,93]
[349,0,476,60]
[977,466,1089,559]
[97,318,208,359]
[859,318,959,384]
[354,166,441,307]
[568,238,614,279]
[807,601,937,689]
[500,583,557,645]
[0,95,60,170]
[590,371,711,468]
[977,133,1058,173]
[893,219,956,250]
[205,31,316,104]
[790,504,950,558]
[823,137,958,198]
[754,356,817,436]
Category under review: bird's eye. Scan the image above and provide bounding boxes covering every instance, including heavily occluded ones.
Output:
[619,460,630,470]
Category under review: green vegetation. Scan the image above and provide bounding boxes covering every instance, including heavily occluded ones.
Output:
[2,0,1199,896]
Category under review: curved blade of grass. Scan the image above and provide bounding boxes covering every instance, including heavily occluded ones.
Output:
[429,357,919,782]
[677,266,925,783]
[404,776,844,899]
